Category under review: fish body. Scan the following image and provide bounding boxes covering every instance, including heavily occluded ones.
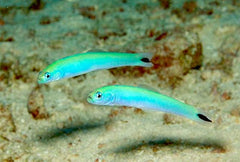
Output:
[87,85,212,123]
[38,52,153,84]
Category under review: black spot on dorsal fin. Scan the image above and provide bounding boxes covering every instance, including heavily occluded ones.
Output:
[197,113,212,122]
[141,57,150,63]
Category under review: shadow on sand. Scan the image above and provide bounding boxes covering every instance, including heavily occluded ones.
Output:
[36,119,110,142]
[113,136,227,153]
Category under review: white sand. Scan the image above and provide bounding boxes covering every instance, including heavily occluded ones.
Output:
[0,0,240,161]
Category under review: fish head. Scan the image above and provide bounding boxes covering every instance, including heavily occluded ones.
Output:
[37,65,62,84]
[87,88,115,105]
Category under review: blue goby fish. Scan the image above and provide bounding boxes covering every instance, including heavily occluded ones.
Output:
[38,52,153,84]
[87,85,212,123]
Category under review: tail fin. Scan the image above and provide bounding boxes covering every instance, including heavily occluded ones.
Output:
[138,53,154,67]
[197,113,212,122]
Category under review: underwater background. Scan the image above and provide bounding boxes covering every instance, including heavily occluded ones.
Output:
[0,0,240,161]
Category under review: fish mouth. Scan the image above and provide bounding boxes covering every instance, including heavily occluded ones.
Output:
[37,76,46,84]
[37,78,43,84]
[87,96,93,103]
[37,71,44,84]
[37,80,43,84]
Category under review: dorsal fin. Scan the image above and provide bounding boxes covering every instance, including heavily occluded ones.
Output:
[138,84,160,93]
[85,48,107,53]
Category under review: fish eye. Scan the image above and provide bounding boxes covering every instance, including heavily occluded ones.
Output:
[44,72,51,79]
[96,91,102,99]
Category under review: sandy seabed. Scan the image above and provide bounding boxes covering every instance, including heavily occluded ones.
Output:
[0,0,240,161]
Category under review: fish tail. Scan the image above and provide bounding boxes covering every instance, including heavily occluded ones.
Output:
[197,113,212,122]
[190,109,212,123]
[137,53,154,67]
[178,105,212,123]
